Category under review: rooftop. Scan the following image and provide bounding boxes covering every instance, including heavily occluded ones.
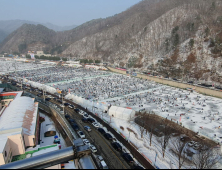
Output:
[0,96,38,136]
[0,128,23,153]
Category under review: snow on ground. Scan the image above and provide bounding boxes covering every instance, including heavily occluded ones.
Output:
[39,112,66,148]
[39,112,76,169]
[4,62,222,169]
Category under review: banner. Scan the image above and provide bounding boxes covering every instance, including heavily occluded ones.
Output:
[31,53,35,59]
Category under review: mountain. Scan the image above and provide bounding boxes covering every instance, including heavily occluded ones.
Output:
[1,0,222,84]
[0,29,7,44]
[0,20,77,43]
[0,24,56,53]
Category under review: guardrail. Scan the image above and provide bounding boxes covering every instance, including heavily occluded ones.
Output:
[23,91,79,144]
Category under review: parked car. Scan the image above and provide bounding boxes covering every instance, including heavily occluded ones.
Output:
[112,142,122,152]
[45,98,51,101]
[100,161,108,169]
[82,118,88,123]
[60,104,65,108]
[79,110,85,116]
[97,155,104,162]
[87,118,96,123]
[74,108,80,113]
[104,133,113,141]
[64,103,70,106]
[65,114,70,119]
[68,105,74,109]
[89,145,97,153]
[83,114,89,119]
[84,126,92,132]
[92,122,99,128]
[68,119,75,124]
[71,123,79,131]
[98,128,106,135]
[83,139,91,146]
[122,153,134,164]
[58,100,63,104]
[77,131,85,139]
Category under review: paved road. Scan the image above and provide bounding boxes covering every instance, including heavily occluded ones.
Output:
[51,99,131,169]
[17,87,131,169]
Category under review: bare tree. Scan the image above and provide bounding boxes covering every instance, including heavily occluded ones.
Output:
[170,137,187,169]
[146,112,156,146]
[192,145,220,169]
[136,112,149,139]
[138,114,147,139]
[159,119,172,158]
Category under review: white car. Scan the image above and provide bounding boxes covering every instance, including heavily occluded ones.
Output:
[79,110,85,116]
[77,131,85,139]
[60,104,65,108]
[92,122,99,128]
[83,139,91,146]
[83,114,89,119]
[89,145,97,153]
[68,105,74,109]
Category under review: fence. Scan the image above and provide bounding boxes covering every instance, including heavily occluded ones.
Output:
[24,91,79,144]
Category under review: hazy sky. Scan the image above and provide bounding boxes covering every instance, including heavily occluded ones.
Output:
[0,0,142,26]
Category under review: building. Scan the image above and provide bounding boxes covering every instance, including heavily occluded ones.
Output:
[0,91,39,166]
[36,51,52,57]
[85,65,108,70]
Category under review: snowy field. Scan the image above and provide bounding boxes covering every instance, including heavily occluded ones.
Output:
[11,66,109,86]
[0,61,52,74]
[102,85,222,144]
[3,62,222,169]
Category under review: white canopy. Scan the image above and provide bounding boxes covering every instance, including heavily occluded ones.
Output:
[108,106,135,121]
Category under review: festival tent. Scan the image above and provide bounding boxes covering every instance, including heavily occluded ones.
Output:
[108,106,135,121]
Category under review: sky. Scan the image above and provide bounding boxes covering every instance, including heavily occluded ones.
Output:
[0,0,142,26]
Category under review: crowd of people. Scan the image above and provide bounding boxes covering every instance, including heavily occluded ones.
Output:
[54,74,154,100]
[11,66,109,84]
[5,62,222,143]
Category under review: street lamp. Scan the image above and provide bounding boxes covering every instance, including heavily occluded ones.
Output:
[61,91,65,114]
[42,85,47,102]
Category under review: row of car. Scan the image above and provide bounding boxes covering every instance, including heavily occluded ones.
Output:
[65,102,142,168]
[65,114,98,154]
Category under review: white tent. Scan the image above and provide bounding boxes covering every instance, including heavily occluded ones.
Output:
[108,106,135,121]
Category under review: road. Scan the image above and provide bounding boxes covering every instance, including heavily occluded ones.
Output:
[50,98,131,169]
[15,86,131,169]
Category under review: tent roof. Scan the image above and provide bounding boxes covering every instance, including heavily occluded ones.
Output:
[0,96,38,136]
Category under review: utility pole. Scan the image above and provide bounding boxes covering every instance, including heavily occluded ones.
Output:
[61,92,65,114]
[21,78,23,91]
[43,85,46,102]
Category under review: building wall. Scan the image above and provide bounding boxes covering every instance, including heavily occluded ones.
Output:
[24,134,35,147]
[0,139,13,165]
[8,134,25,156]
[0,154,5,166]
